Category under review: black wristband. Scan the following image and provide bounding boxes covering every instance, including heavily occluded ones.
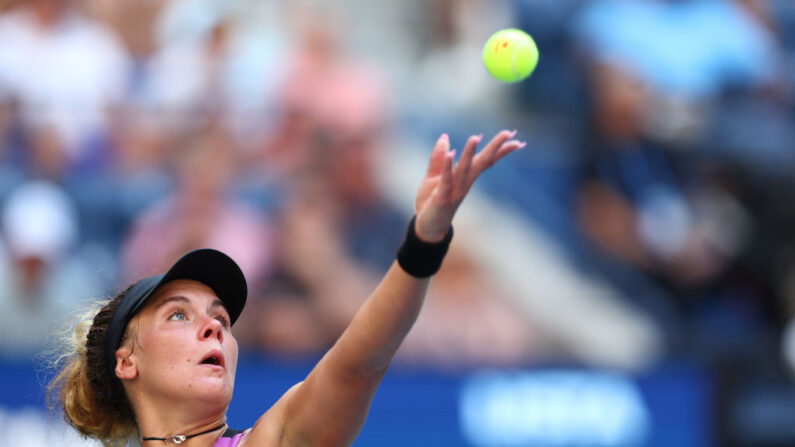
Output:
[397,215,453,277]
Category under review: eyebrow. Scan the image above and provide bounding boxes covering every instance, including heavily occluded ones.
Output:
[210,299,227,313]
[155,295,227,313]
[156,295,191,310]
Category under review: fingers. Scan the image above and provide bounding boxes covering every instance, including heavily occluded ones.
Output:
[471,129,516,175]
[494,139,526,160]
[435,148,455,205]
[454,134,482,193]
[426,130,525,200]
[469,129,524,181]
[416,130,522,232]
[425,133,450,178]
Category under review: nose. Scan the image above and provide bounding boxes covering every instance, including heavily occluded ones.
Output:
[200,316,224,343]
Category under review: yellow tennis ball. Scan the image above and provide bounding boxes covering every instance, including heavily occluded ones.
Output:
[482,29,539,83]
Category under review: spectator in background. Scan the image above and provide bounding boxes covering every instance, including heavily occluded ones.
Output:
[572,0,779,100]
[257,182,377,357]
[0,180,105,359]
[570,2,795,444]
[0,98,24,198]
[78,0,164,60]
[119,125,275,347]
[572,0,782,149]
[107,103,176,223]
[251,13,541,368]
[397,244,540,368]
[139,0,282,148]
[0,94,13,151]
[569,0,786,350]
[0,0,130,177]
[142,16,236,127]
[412,0,513,114]
[252,16,405,356]
[576,63,754,350]
[257,11,405,271]
[258,13,386,184]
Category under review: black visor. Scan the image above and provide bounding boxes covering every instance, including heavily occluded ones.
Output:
[104,249,247,377]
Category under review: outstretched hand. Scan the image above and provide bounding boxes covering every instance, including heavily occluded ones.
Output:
[414,130,526,242]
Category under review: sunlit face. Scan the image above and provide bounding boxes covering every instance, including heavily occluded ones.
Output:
[122,279,238,408]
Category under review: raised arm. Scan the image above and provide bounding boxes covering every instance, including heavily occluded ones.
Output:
[247,130,525,447]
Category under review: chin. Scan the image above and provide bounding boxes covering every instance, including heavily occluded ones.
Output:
[196,374,234,396]
[188,361,236,403]
[191,382,233,411]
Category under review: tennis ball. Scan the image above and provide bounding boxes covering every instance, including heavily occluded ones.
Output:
[482,29,538,83]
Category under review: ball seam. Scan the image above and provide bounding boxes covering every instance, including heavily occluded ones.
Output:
[511,42,530,82]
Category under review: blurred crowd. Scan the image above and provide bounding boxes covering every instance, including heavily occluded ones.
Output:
[0,0,543,367]
[0,0,794,441]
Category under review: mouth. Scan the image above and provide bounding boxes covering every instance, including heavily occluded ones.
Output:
[199,350,225,369]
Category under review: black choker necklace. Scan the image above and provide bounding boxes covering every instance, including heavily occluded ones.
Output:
[143,423,226,444]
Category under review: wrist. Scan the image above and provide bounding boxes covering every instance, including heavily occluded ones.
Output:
[414,226,450,244]
[397,215,453,277]
[413,214,453,243]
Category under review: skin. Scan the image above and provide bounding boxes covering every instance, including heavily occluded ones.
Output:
[116,280,238,442]
[114,130,525,446]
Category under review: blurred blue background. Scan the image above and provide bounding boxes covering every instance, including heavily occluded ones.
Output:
[0,0,794,445]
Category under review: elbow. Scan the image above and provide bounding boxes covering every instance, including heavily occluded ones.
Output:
[360,363,390,382]
[343,362,389,388]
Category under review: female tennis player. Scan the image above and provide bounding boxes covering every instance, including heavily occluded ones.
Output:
[49,130,524,446]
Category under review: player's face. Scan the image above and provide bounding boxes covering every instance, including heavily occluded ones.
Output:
[128,279,238,409]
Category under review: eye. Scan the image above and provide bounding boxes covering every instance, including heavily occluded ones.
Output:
[168,309,188,322]
[215,315,230,329]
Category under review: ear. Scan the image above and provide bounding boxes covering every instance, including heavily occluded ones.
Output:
[114,342,138,380]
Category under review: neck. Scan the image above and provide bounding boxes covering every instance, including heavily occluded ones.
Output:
[126,379,231,442]
[140,416,227,447]
[133,396,227,446]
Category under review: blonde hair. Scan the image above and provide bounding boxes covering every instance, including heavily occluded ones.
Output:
[46,286,140,447]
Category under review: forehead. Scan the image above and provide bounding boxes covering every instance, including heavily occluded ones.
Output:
[146,279,222,309]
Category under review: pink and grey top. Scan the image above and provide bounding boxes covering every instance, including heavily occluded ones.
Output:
[214,429,250,447]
